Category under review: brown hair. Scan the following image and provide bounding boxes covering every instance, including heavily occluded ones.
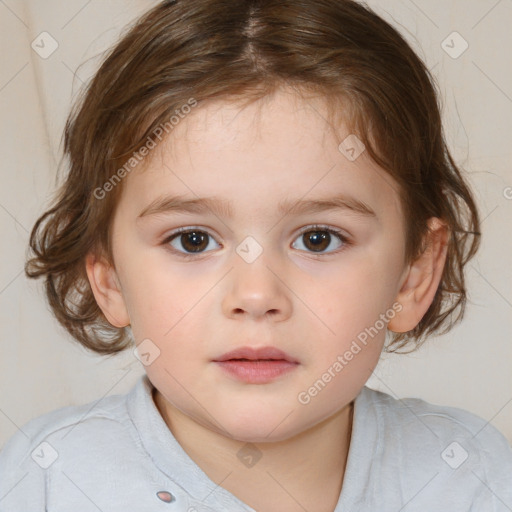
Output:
[25,0,480,354]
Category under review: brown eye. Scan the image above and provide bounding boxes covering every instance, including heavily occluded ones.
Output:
[178,231,208,252]
[166,229,220,256]
[292,226,348,254]
[302,230,331,252]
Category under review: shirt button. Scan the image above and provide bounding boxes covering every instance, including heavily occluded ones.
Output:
[156,490,175,503]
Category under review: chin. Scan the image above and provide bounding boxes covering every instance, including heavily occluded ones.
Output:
[213,410,304,444]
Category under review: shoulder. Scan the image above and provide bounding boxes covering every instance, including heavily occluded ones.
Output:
[0,386,133,510]
[1,388,129,458]
[361,385,512,452]
[358,386,512,508]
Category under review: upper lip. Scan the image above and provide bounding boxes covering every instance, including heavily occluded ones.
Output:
[213,346,299,363]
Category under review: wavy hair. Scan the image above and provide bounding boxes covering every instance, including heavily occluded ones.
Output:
[25,0,480,354]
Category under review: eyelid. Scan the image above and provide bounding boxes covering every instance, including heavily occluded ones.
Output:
[162,224,350,240]
[296,223,349,238]
[162,225,221,247]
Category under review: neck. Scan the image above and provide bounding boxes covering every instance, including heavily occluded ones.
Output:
[153,388,354,512]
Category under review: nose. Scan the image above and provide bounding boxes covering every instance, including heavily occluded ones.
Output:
[221,253,293,322]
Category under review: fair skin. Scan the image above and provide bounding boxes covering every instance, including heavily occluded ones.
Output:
[86,87,448,512]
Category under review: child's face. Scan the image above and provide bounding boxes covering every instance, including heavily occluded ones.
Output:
[106,88,410,441]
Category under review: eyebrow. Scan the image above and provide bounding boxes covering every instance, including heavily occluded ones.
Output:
[137,194,377,220]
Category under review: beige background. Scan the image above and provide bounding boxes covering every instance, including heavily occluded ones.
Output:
[0,0,511,449]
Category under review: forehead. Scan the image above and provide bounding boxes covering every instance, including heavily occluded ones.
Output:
[118,88,403,224]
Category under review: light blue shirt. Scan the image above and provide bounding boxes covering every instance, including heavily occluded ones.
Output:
[1,374,511,511]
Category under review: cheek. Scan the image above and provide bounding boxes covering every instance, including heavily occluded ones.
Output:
[311,256,397,322]
[119,239,215,319]
[301,247,401,359]
[118,255,190,342]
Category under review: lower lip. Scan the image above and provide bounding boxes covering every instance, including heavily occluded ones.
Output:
[214,359,299,383]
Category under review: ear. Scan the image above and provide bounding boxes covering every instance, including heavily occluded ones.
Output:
[388,217,449,333]
[85,252,130,328]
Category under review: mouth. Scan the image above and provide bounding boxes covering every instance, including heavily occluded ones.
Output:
[212,346,299,384]
[212,346,299,363]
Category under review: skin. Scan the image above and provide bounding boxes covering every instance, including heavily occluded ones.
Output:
[86,87,448,512]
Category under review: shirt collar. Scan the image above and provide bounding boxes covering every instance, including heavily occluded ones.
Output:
[127,373,378,510]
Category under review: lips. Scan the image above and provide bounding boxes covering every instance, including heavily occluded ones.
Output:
[212,346,298,363]
[212,346,300,383]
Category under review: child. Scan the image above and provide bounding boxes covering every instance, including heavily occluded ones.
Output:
[1,0,511,510]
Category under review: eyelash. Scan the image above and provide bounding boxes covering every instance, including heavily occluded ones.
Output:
[161,224,352,260]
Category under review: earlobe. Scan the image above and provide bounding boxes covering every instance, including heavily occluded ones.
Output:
[388,217,449,333]
[85,253,130,328]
